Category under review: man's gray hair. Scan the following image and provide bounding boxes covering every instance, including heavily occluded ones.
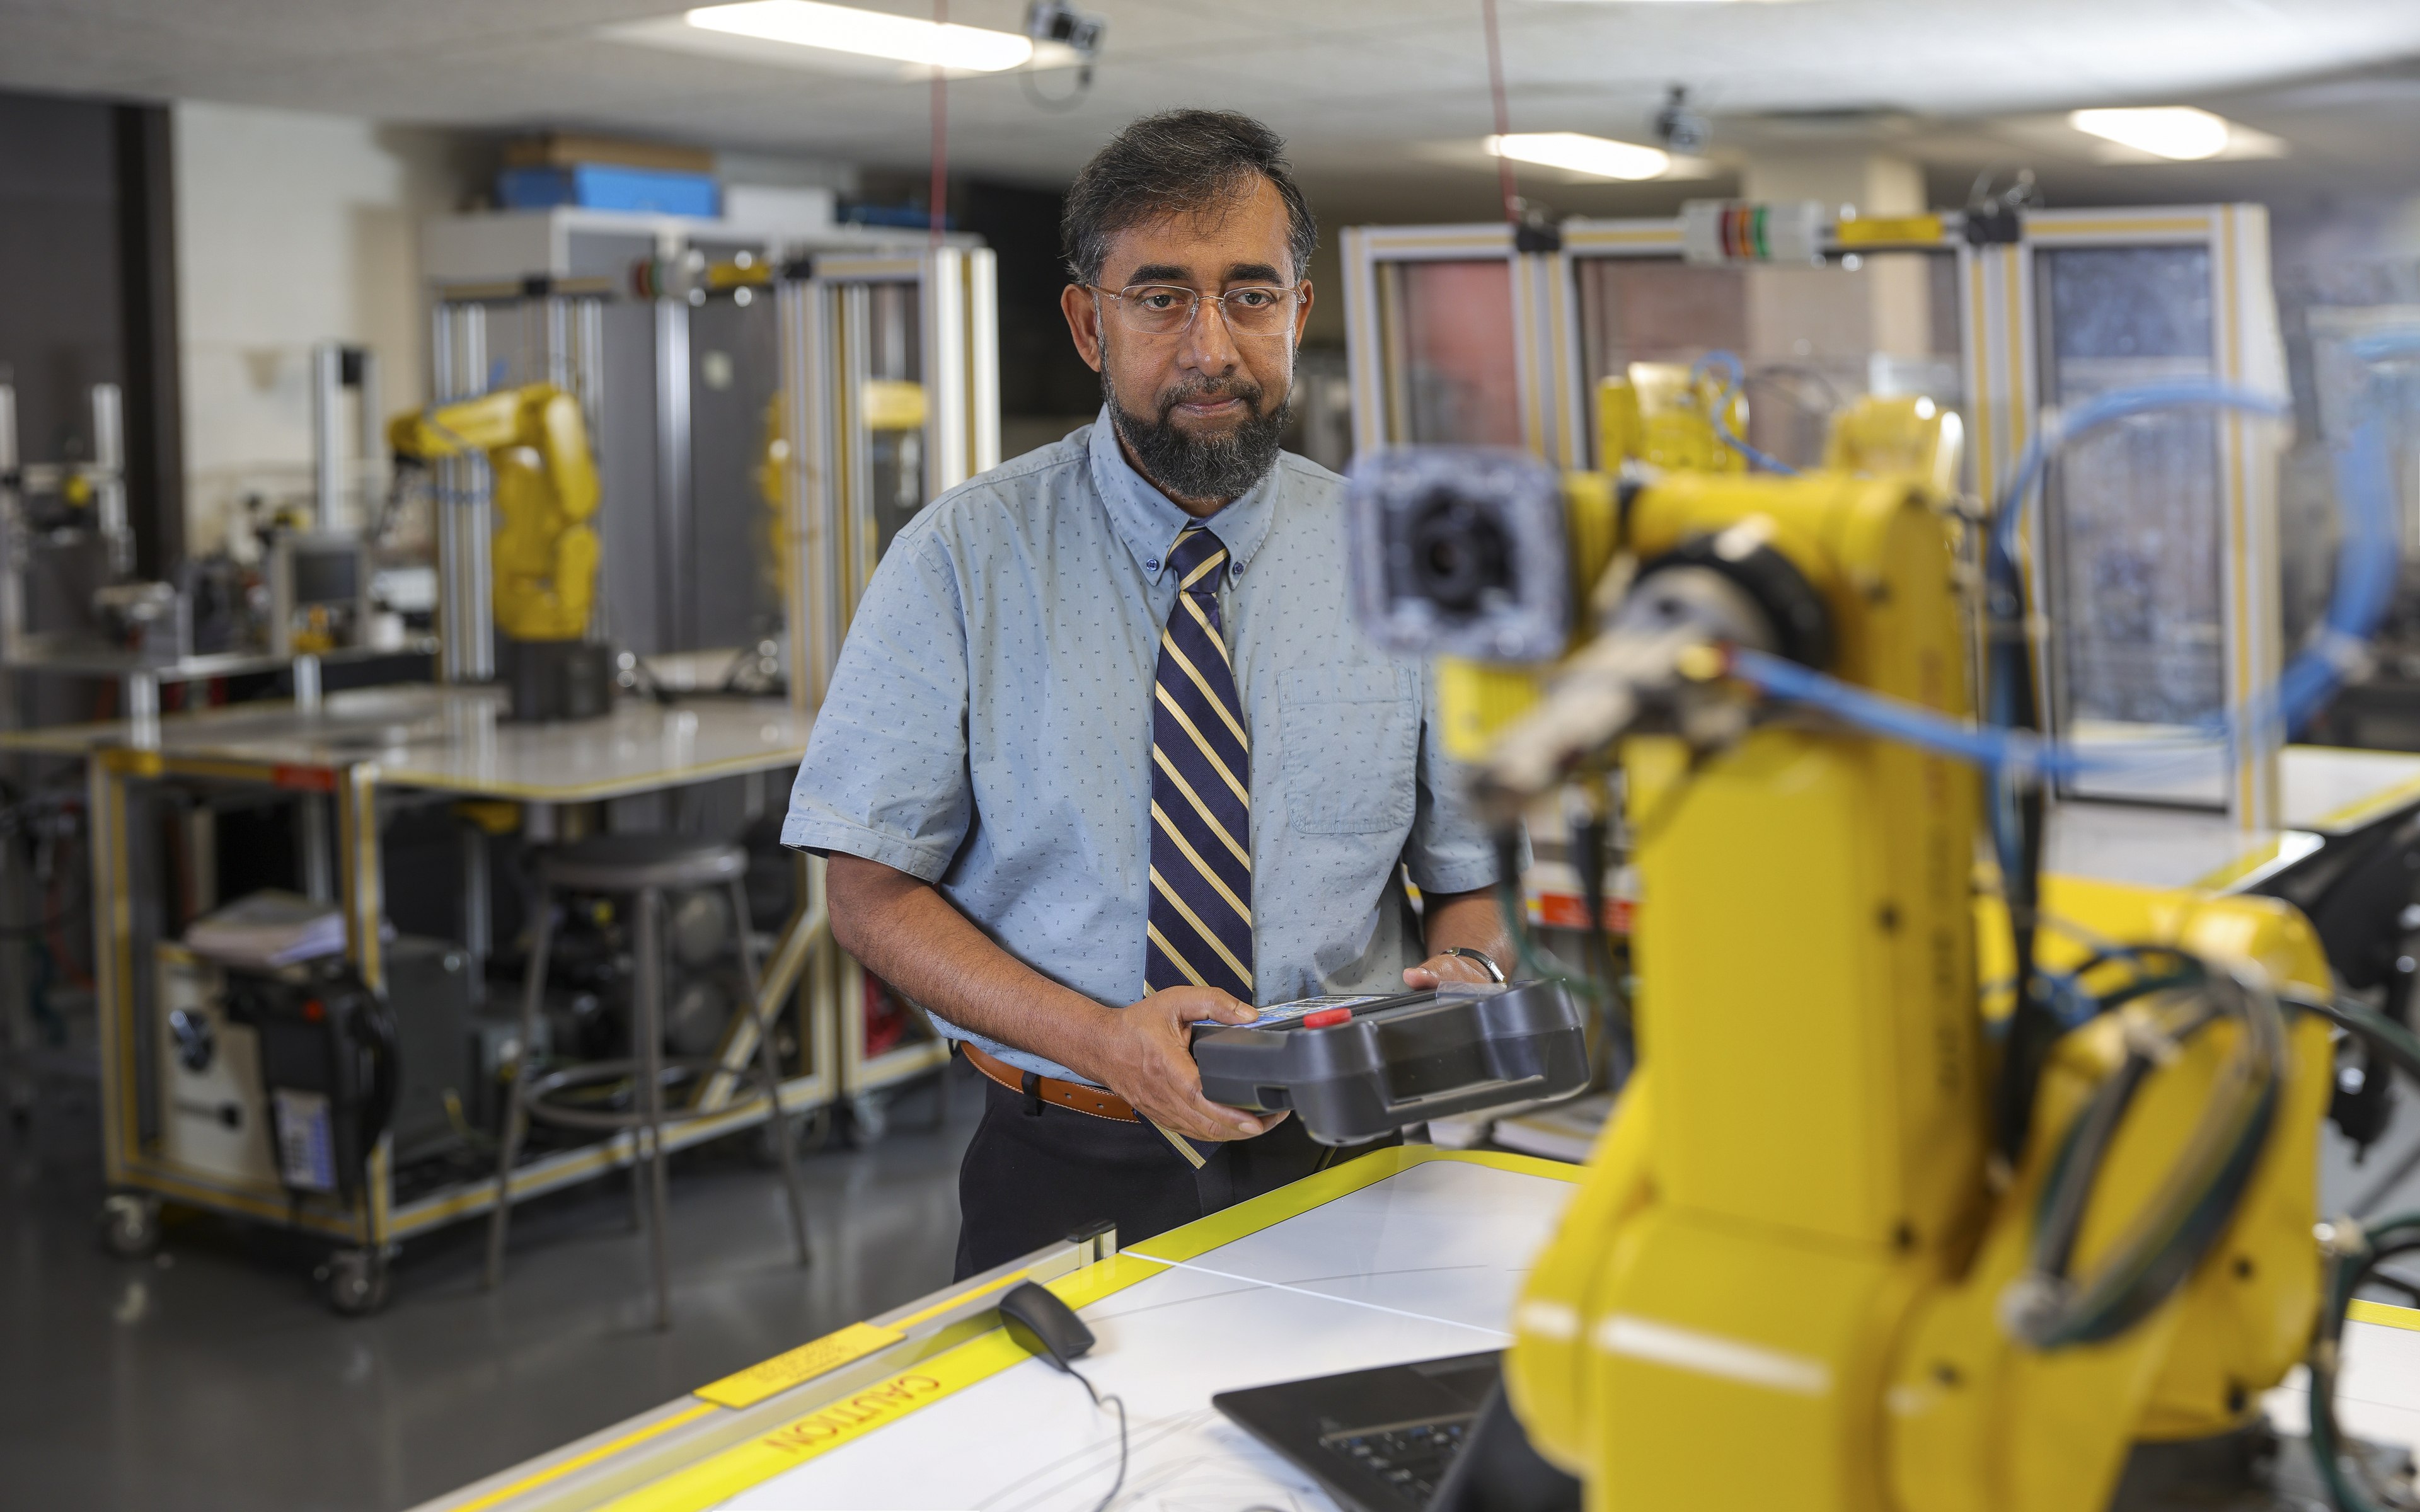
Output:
[1061,110,1318,288]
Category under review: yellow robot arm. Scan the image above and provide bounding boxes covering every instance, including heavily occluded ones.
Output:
[1489,459,2334,1512]
[1597,362,1748,475]
[1823,393,1965,496]
[390,384,600,642]
[1376,407,2329,1511]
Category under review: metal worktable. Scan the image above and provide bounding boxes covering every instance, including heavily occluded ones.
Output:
[9,682,952,1297]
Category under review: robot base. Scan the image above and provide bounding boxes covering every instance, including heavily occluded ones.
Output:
[502,637,613,723]
[2111,1422,2411,1509]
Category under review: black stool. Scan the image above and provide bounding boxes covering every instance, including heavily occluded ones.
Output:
[486,835,810,1327]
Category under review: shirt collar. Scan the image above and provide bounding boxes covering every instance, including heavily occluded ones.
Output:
[1085,405,1281,587]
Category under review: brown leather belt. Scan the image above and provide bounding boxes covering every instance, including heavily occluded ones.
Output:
[960,1040,1138,1122]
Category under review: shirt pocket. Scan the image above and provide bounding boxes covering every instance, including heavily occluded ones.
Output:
[1278,664,1420,835]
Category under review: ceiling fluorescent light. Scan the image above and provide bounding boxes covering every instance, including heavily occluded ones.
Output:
[1489,132,1672,181]
[2068,106,2232,161]
[684,1,1034,72]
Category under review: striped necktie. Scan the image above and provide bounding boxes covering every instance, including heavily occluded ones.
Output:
[1146,527,1254,1002]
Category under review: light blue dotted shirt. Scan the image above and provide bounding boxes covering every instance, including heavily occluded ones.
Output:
[783,409,1514,1084]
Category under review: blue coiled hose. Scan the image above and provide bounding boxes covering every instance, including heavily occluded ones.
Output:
[1688,350,1800,476]
[1726,334,2420,777]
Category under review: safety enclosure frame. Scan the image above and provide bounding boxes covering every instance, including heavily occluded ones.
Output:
[1340,202,2287,832]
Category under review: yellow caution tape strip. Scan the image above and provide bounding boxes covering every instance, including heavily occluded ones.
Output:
[694,1322,907,1410]
[1835,215,1945,247]
[449,1402,720,1512]
[2348,1299,2420,1333]
[608,1256,1166,1512]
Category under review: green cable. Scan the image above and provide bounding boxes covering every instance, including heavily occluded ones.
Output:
[2291,990,2420,1509]
[1492,827,1601,1004]
[2312,1213,2420,1511]
[2010,960,2286,1350]
[2296,992,2420,1089]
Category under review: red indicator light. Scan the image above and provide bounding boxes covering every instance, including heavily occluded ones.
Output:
[1300,1007,1352,1029]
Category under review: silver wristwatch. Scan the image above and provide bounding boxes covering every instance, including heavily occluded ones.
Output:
[1441,946,1507,983]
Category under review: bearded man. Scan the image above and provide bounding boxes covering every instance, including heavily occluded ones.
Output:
[783,109,1517,1276]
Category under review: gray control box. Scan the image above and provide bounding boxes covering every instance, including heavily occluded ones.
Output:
[1190,982,1587,1146]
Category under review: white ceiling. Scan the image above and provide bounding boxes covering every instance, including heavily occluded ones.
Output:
[6,0,2420,212]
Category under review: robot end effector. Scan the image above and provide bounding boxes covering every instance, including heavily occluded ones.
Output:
[1345,445,1838,819]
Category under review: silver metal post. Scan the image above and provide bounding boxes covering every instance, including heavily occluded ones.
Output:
[921,248,969,494]
[577,295,609,646]
[635,886,674,1330]
[545,296,570,391]
[90,384,129,578]
[432,306,461,682]
[775,276,819,711]
[0,383,23,665]
[354,348,382,512]
[654,296,693,653]
[461,822,490,995]
[432,303,495,683]
[299,793,333,904]
[967,247,1001,475]
[463,306,494,679]
[311,341,343,531]
[576,298,606,438]
[841,285,875,615]
[125,671,159,749]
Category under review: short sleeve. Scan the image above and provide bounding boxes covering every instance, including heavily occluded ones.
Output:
[781,534,972,882]
[1402,663,1530,895]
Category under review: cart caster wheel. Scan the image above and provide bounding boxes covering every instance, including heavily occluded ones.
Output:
[847,1092,889,1147]
[98,1194,162,1259]
[320,1249,390,1317]
[751,1104,834,1166]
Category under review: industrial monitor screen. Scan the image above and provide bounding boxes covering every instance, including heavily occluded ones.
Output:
[291,546,360,607]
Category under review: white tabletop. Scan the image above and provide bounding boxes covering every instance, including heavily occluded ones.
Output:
[2046,744,2420,891]
[2284,745,2420,830]
[1,684,810,803]
[722,1154,1576,1511]
[410,1144,2420,1511]
[661,1148,2420,1512]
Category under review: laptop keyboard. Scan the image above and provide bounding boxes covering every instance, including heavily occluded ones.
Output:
[1325,1418,1472,1504]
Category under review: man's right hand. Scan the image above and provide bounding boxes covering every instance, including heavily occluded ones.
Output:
[1077,987,1286,1144]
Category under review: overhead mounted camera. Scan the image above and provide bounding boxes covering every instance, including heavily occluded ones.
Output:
[1655,85,1710,156]
[1023,1,1105,106]
[1026,2,1105,72]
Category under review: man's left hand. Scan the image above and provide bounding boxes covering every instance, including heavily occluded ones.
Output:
[1403,949,1502,990]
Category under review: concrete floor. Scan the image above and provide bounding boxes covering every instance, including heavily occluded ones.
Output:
[0,1062,984,1511]
[14,1038,2420,1512]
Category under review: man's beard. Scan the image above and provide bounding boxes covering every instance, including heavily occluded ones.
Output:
[1105,369,1290,504]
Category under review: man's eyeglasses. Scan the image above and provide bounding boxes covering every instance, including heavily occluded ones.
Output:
[1088,282,1303,338]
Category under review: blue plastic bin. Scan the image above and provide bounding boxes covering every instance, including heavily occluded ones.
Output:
[497,164,721,218]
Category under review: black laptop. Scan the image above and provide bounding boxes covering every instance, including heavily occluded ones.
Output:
[1212,1351,1581,1512]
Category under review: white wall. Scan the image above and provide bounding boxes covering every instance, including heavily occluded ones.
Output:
[173,101,472,552]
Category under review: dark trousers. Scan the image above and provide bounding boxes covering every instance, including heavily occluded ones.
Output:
[954,1077,1393,1279]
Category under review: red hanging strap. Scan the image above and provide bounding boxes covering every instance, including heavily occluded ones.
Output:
[930,0,949,248]
[1481,0,1518,227]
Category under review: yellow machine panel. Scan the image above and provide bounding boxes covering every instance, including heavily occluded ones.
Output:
[1599,362,1747,475]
